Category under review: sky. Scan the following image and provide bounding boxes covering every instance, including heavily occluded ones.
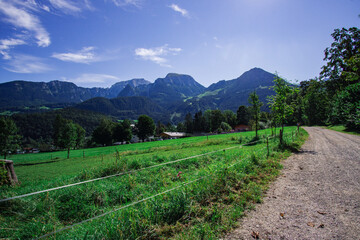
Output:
[0,0,359,88]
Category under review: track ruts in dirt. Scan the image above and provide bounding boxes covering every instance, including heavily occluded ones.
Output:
[224,127,360,240]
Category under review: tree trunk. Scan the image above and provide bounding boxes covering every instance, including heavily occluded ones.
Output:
[67,148,70,159]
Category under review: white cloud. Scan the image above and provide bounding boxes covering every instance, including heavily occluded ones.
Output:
[49,0,82,13]
[52,46,100,64]
[135,45,182,67]
[169,4,189,17]
[3,54,52,73]
[65,73,120,87]
[0,38,27,59]
[111,0,142,8]
[0,0,50,47]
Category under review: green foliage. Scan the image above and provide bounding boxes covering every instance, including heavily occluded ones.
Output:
[137,115,155,141]
[268,74,296,142]
[331,82,360,130]
[0,162,9,186]
[237,105,250,125]
[184,113,194,133]
[223,110,237,128]
[0,127,306,239]
[113,119,133,143]
[248,91,263,138]
[0,117,20,159]
[321,27,360,93]
[301,79,329,125]
[53,115,81,158]
[220,121,232,132]
[92,118,115,146]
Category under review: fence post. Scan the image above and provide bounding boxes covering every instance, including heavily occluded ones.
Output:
[1,160,18,185]
[267,137,269,157]
[292,131,294,142]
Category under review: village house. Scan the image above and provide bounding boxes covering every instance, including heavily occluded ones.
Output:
[160,132,187,139]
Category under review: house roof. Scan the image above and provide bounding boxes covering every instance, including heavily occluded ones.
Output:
[161,132,186,137]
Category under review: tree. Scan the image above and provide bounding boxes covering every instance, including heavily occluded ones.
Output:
[156,121,166,136]
[331,82,360,130]
[184,113,194,133]
[74,123,86,149]
[193,111,206,132]
[61,120,77,159]
[0,117,20,159]
[248,91,263,138]
[53,114,67,149]
[268,74,295,143]
[236,105,250,125]
[301,79,329,126]
[92,118,115,146]
[137,115,155,141]
[210,110,225,132]
[223,110,237,128]
[113,119,133,143]
[321,27,360,94]
[220,122,232,132]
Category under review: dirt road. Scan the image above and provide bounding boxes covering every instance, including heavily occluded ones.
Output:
[224,127,360,240]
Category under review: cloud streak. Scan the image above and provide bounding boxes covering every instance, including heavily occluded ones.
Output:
[49,0,82,13]
[169,4,189,17]
[3,54,52,73]
[0,0,51,47]
[135,45,182,67]
[52,46,101,64]
[0,38,27,59]
[64,73,120,87]
[110,0,142,8]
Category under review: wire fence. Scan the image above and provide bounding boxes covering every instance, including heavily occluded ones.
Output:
[1,129,301,239]
[36,146,272,240]
[0,135,278,203]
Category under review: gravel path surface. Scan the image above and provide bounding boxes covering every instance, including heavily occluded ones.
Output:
[224,127,360,240]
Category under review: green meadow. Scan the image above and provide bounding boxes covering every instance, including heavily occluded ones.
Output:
[0,127,307,239]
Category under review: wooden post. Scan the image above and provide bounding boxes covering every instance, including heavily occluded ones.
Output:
[267,137,269,157]
[292,131,294,142]
[1,159,18,185]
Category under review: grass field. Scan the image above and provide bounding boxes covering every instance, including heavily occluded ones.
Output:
[0,127,308,239]
[325,125,360,136]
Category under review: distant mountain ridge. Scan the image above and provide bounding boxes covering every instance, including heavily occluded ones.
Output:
[1,68,287,123]
[0,78,150,108]
[118,73,206,107]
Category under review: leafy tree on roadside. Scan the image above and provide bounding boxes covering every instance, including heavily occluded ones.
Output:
[321,27,360,94]
[0,117,20,159]
[137,115,155,141]
[268,74,296,143]
[248,91,263,138]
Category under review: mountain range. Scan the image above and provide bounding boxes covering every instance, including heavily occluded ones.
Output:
[0,68,280,123]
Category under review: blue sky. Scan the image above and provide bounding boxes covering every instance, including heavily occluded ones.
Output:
[0,0,359,88]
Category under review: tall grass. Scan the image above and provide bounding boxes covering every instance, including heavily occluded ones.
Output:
[0,127,307,239]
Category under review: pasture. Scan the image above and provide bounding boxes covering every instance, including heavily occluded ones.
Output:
[0,127,307,239]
